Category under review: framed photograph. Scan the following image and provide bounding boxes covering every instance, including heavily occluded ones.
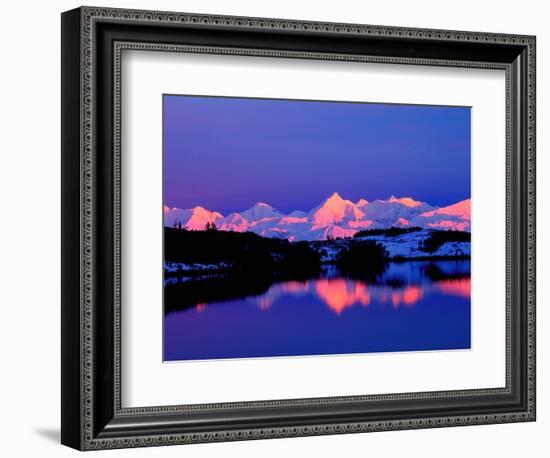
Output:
[61,6,536,450]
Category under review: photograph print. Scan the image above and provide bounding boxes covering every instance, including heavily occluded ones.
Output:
[163,95,471,362]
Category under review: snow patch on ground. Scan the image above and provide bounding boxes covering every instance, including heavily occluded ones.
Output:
[310,229,470,261]
[164,261,233,275]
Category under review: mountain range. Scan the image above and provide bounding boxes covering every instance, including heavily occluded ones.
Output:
[164,192,471,241]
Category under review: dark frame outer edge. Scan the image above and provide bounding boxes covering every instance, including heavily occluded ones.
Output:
[61,7,83,450]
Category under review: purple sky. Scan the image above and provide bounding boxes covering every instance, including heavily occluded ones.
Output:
[163,95,470,214]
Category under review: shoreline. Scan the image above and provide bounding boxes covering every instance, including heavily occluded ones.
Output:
[164,255,471,277]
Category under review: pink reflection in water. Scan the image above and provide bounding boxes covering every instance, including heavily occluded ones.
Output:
[193,274,471,315]
[435,278,471,298]
[388,286,424,308]
[196,303,207,312]
[256,278,431,315]
[314,279,371,315]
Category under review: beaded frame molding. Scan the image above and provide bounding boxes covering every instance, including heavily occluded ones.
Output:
[61,6,536,451]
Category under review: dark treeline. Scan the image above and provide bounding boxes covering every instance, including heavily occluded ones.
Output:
[353,227,423,238]
[422,230,471,253]
[165,227,390,281]
[336,240,389,281]
[164,228,324,313]
[164,227,321,277]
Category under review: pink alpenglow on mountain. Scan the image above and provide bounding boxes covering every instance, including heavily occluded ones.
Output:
[413,199,471,232]
[388,196,424,208]
[395,217,411,227]
[164,206,223,230]
[348,220,375,229]
[420,199,471,220]
[164,194,471,241]
[309,192,365,227]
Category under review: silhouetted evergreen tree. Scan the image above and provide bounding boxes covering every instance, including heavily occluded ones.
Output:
[336,240,388,281]
[205,221,218,231]
[173,221,184,231]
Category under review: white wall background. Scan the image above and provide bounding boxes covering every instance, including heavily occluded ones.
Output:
[0,0,545,456]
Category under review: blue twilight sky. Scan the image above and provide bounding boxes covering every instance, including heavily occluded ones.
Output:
[163,95,471,214]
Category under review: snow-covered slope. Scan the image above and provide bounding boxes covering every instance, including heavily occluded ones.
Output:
[411,199,471,232]
[312,229,470,261]
[361,197,434,228]
[238,202,282,222]
[164,194,471,241]
[353,229,470,259]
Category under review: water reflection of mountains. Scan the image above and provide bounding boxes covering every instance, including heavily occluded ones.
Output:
[164,260,470,315]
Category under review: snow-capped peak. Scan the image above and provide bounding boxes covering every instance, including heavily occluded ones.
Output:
[356,198,369,208]
[238,202,282,222]
[325,192,345,204]
[192,205,214,214]
[309,192,364,226]
[388,196,424,208]
[254,201,273,208]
